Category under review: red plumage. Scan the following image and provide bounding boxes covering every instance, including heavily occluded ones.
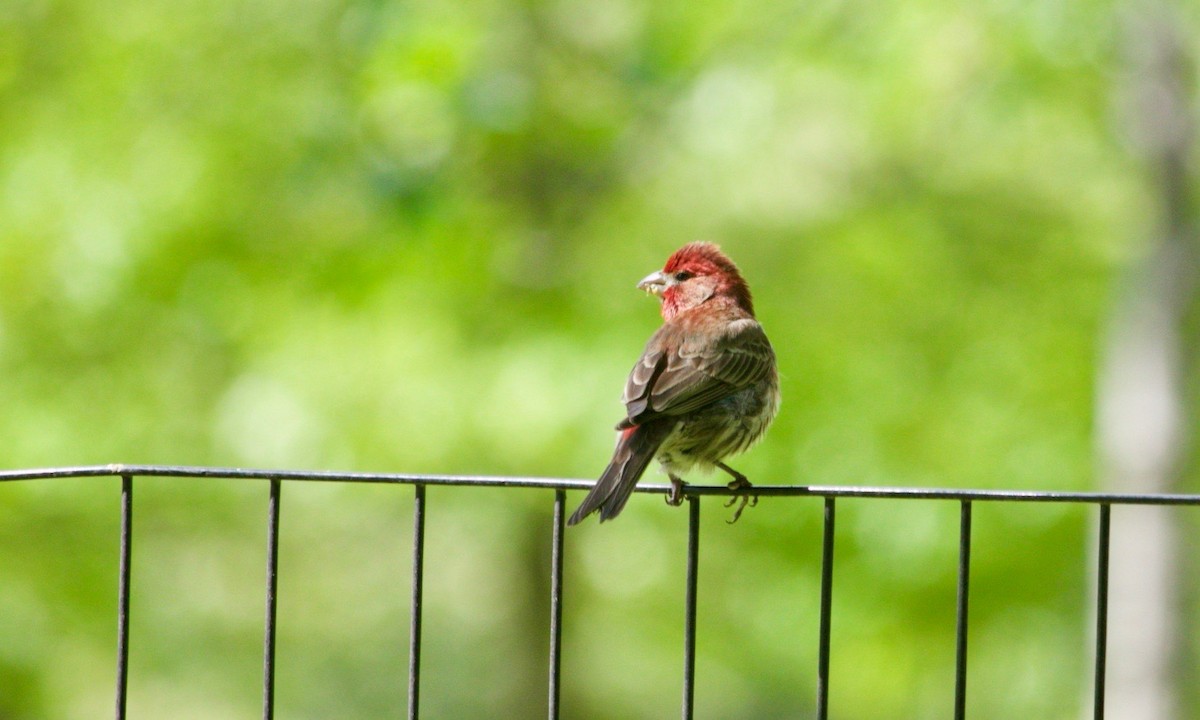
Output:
[568,242,780,525]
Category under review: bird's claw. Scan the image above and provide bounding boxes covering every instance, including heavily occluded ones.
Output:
[724,477,757,524]
[665,477,686,506]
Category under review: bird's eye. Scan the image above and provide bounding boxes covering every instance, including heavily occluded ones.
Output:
[674,271,694,282]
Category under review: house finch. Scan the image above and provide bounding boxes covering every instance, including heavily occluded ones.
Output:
[567,242,780,525]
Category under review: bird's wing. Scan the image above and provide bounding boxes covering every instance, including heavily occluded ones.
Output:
[621,317,774,425]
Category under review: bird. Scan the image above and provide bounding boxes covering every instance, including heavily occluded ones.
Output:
[567,242,780,526]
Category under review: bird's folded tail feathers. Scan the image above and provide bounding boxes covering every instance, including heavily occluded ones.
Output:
[567,420,675,525]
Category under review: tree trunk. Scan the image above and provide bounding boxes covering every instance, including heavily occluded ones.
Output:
[1095,3,1196,718]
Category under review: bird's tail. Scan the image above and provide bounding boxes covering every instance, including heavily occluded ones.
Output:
[568,420,674,525]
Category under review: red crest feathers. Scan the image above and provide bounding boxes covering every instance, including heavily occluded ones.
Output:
[662,242,754,315]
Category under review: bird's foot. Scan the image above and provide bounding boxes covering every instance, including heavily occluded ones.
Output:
[723,475,757,524]
[665,475,686,507]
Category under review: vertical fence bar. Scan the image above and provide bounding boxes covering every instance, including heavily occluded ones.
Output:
[816,497,836,720]
[114,475,133,720]
[954,501,972,720]
[262,479,282,720]
[548,489,565,720]
[1093,504,1111,720]
[408,484,427,720]
[681,496,700,720]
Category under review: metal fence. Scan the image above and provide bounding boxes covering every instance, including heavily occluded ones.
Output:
[3,464,1197,720]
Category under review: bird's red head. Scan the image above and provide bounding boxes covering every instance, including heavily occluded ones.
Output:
[640,242,754,320]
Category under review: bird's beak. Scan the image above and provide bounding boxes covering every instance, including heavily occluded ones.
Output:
[637,270,668,296]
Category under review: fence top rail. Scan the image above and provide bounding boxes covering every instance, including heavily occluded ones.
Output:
[1,464,1198,506]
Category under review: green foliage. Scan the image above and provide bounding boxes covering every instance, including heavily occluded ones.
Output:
[0,0,1186,717]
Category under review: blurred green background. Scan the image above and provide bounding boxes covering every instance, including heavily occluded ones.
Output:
[1,0,1197,717]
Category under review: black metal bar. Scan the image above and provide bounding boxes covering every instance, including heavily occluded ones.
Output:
[115,475,133,720]
[408,484,427,720]
[1093,504,1111,720]
[7,464,1200,508]
[682,496,700,720]
[816,497,836,720]
[548,489,565,720]
[262,479,281,720]
[954,501,972,720]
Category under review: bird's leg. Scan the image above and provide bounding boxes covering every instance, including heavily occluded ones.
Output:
[716,462,757,523]
[665,473,686,507]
